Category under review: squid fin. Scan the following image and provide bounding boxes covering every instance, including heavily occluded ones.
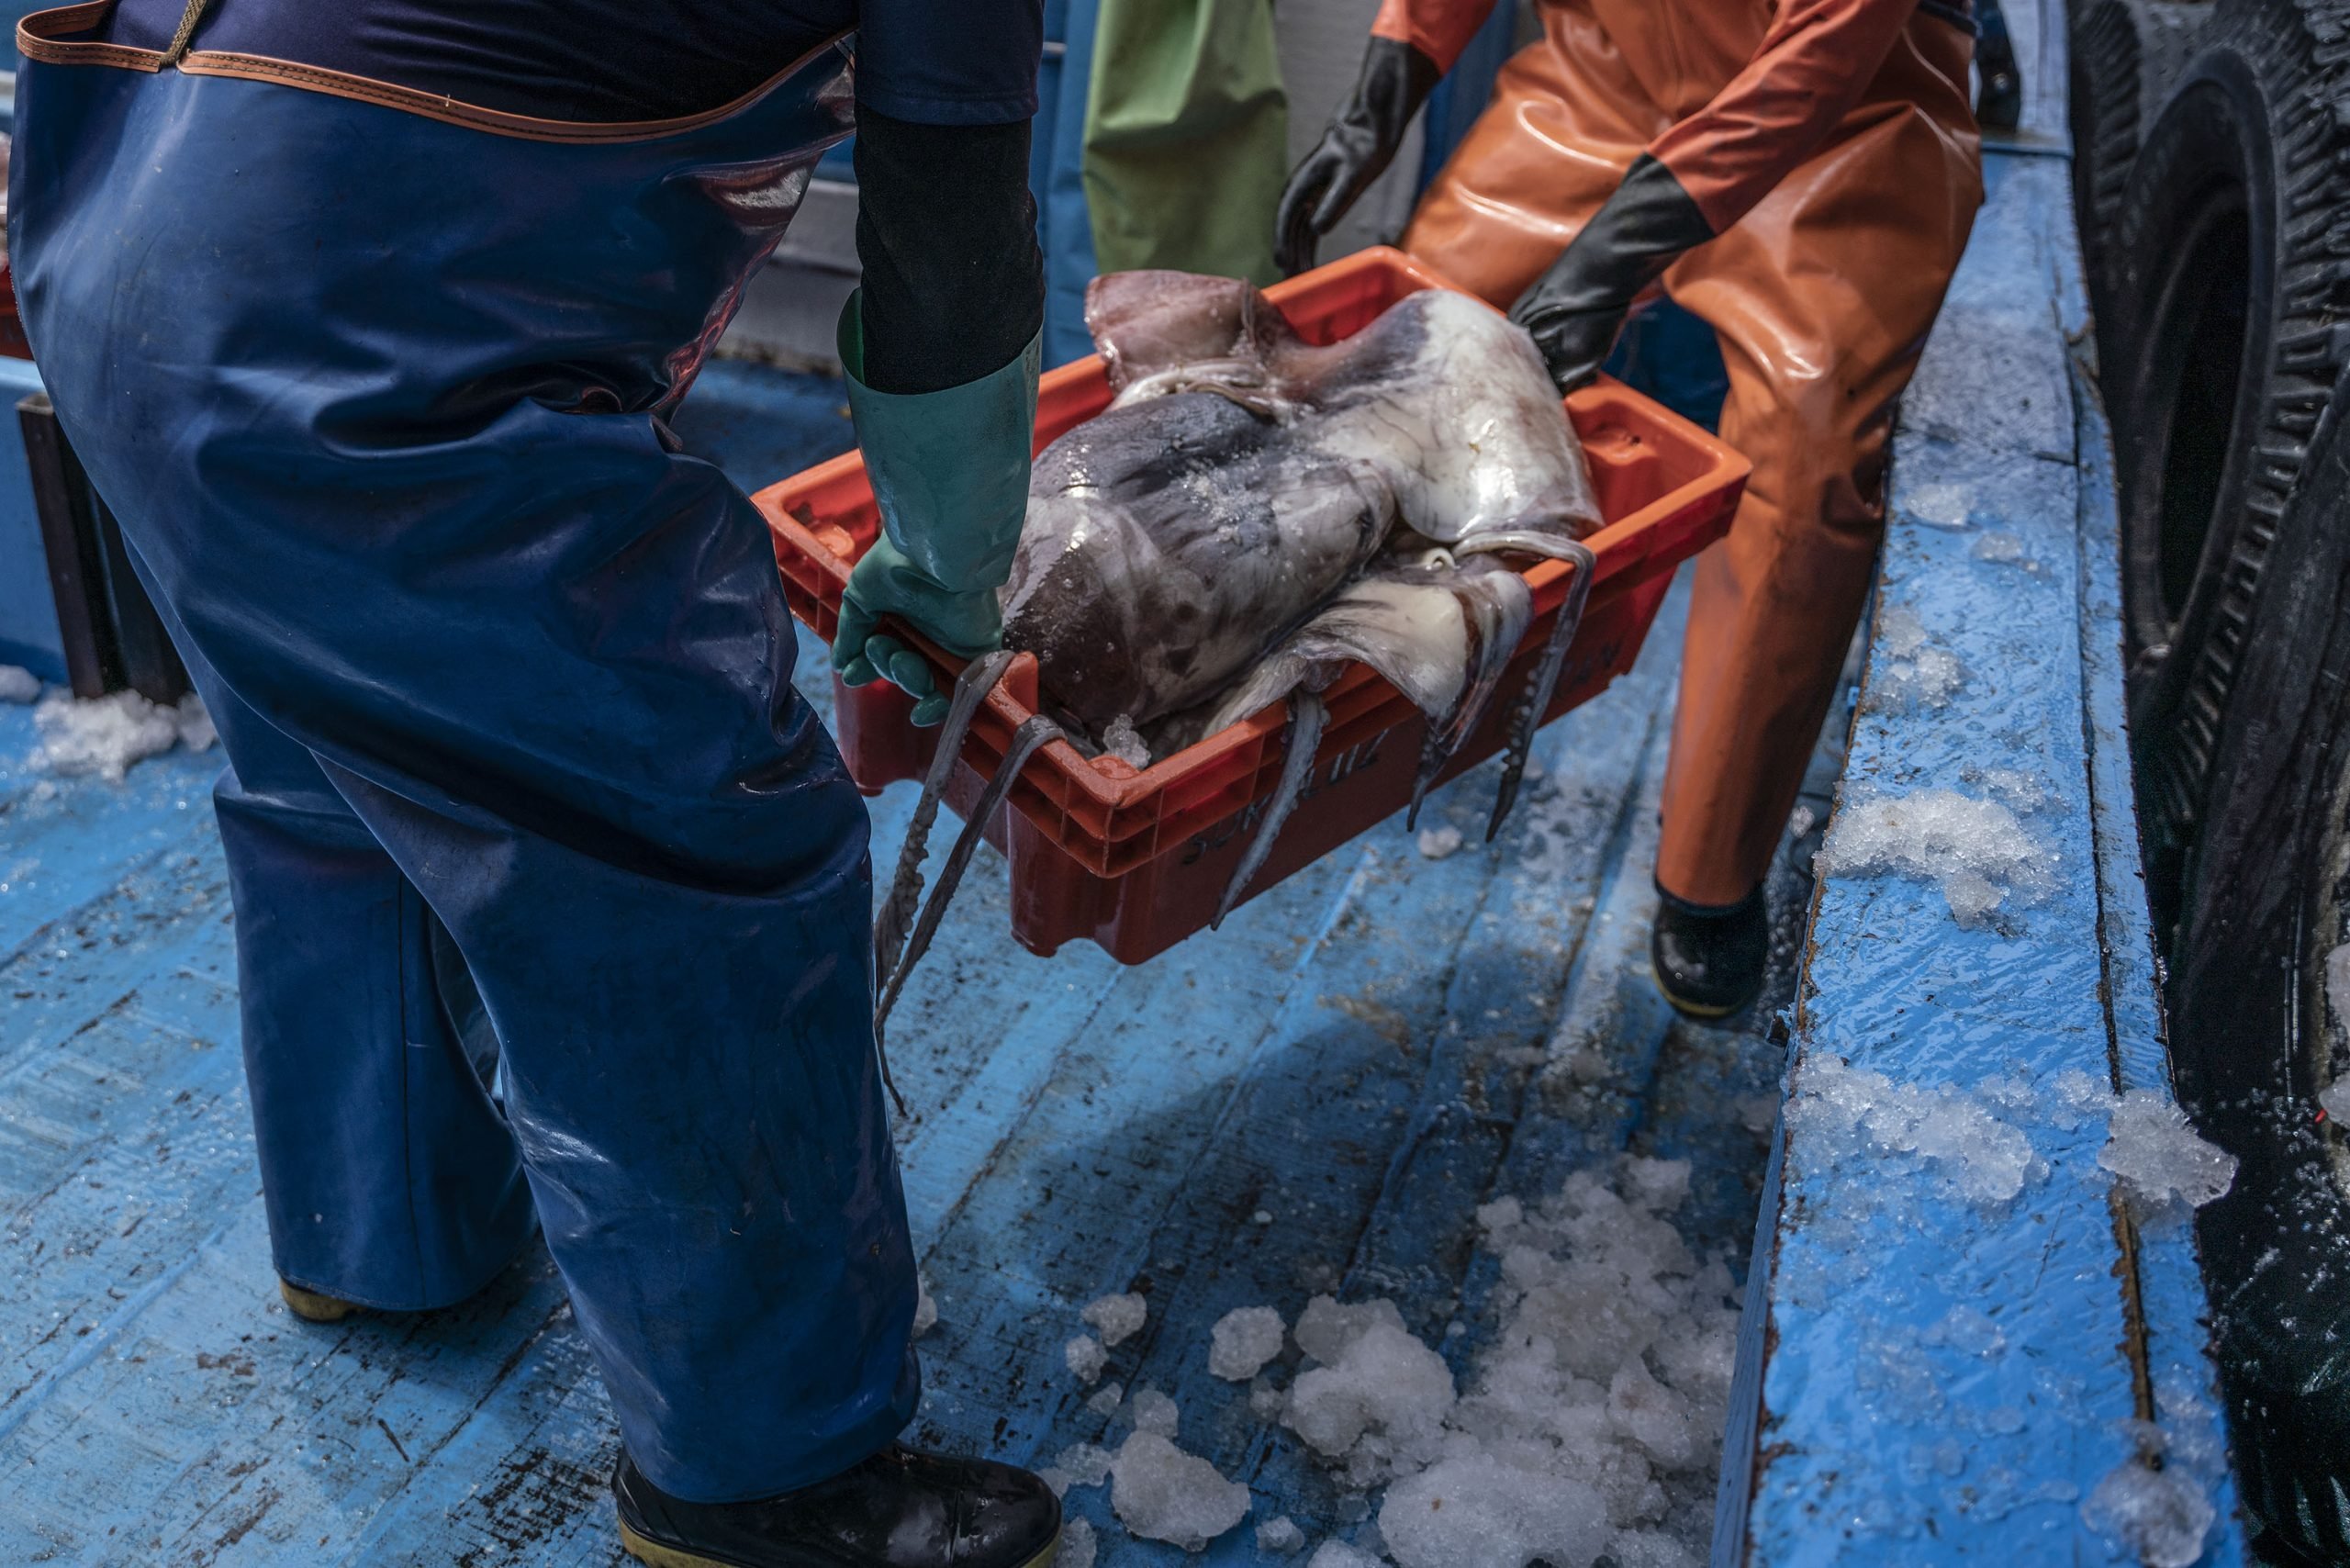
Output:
[1487,541,1597,842]
[875,711,1065,1054]
[1214,690,1328,929]
[874,650,1017,985]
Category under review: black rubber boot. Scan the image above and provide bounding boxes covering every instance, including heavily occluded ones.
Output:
[614,1446,1061,1568]
[1650,883,1768,1020]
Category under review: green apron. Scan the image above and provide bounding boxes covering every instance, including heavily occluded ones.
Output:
[1082,0,1290,284]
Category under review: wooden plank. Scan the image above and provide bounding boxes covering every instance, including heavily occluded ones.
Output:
[1724,134,2249,1565]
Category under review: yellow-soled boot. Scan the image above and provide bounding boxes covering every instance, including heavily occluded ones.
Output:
[277,1278,362,1324]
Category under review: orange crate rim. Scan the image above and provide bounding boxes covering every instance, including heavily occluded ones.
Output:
[752,247,1750,882]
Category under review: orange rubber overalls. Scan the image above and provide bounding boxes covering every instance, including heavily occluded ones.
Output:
[1382,0,1983,904]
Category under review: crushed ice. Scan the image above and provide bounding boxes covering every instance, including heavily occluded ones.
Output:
[1417,825,1464,860]
[1066,1334,1108,1385]
[2080,1456,2213,1568]
[1131,1387,1181,1437]
[1282,1159,1735,1567]
[1282,1296,1455,1484]
[1109,1431,1251,1551]
[1257,1515,1305,1554]
[1785,1054,2036,1205]
[1208,1305,1286,1381]
[1102,714,1152,770]
[1047,1159,1732,1563]
[1900,480,1974,531]
[1971,530,2030,566]
[1870,603,1964,711]
[2325,942,2350,1121]
[29,688,216,782]
[1815,785,2055,924]
[2097,1090,2236,1209]
[1083,1292,1149,1349]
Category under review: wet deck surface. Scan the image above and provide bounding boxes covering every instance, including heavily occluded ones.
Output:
[0,362,1832,1565]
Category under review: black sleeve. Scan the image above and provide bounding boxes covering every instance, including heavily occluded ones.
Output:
[851,106,1046,395]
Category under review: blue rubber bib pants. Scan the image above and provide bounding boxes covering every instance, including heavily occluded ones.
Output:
[11,8,917,1504]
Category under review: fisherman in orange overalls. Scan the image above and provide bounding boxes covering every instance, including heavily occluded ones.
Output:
[1279,0,1985,1017]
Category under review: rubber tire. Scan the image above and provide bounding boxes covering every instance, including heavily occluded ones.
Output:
[2171,380,2350,1565]
[2069,0,2214,303]
[2102,0,2350,943]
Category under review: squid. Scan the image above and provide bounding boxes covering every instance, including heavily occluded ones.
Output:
[873,272,1603,1040]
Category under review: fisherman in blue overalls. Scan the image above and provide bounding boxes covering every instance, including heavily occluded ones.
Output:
[9,3,1057,1563]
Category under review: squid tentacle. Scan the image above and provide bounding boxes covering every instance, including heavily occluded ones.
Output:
[874,711,1066,1084]
[874,649,1018,986]
[1213,690,1329,930]
[1487,539,1597,842]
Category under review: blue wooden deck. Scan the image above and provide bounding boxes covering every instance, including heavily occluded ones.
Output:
[0,362,1819,1563]
[1717,2,2248,1562]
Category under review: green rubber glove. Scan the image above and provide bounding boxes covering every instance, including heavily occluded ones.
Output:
[834,291,1042,726]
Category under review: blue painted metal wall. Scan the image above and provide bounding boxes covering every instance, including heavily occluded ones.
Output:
[0,356,61,679]
[1718,1,2247,1559]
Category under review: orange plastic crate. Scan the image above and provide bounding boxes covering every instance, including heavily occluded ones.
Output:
[751,247,1748,963]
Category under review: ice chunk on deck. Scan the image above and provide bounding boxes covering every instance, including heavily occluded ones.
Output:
[1379,1452,1610,1568]
[1871,604,1964,711]
[1083,1292,1148,1348]
[2328,942,2350,1036]
[1606,1361,1696,1469]
[1815,786,2054,924]
[1209,1305,1286,1381]
[1266,1159,1740,1564]
[1294,1294,1409,1365]
[1059,1516,1098,1568]
[1417,826,1463,860]
[32,689,215,782]
[2081,1458,2214,1568]
[1258,1515,1306,1554]
[1058,1442,1114,1491]
[1283,1314,1456,1481]
[1067,1334,1108,1384]
[912,1274,938,1338]
[1131,1386,1180,1437]
[2098,1090,2237,1208]
[1109,1431,1249,1550]
[0,665,38,703]
[1901,480,1974,530]
[1603,1529,1702,1568]
[1306,1542,1386,1568]
[1785,1054,2035,1205]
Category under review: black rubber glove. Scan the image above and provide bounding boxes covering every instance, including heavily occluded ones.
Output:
[1507,153,1717,391]
[1273,37,1442,276]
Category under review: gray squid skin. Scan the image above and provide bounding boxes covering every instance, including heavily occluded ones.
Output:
[1004,390,1393,731]
[1002,272,1600,744]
